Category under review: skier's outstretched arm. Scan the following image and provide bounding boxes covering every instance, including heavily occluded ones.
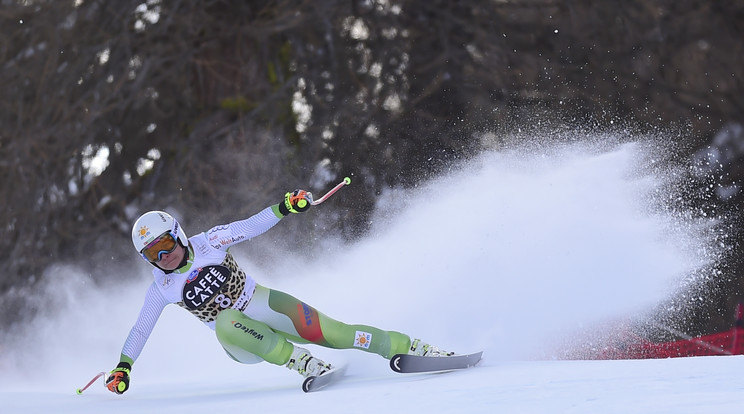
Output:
[106,282,168,394]
[206,190,314,251]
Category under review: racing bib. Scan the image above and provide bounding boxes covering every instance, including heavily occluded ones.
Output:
[182,265,230,310]
[177,252,248,323]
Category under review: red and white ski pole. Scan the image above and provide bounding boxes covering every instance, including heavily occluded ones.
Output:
[76,371,107,394]
[310,176,351,205]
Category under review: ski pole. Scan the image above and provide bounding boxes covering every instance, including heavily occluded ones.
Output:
[76,371,107,394]
[310,176,351,205]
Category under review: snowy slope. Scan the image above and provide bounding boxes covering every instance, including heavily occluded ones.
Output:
[1,141,735,413]
[5,355,744,414]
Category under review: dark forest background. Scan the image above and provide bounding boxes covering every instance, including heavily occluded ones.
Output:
[1,0,743,339]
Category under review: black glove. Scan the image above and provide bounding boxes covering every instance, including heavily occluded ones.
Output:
[105,362,131,394]
[278,189,313,216]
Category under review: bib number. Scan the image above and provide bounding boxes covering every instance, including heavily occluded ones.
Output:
[215,293,232,309]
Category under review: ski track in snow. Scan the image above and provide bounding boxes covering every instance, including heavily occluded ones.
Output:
[2,141,736,413]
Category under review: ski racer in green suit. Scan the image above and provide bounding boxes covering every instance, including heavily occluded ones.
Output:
[105,189,453,394]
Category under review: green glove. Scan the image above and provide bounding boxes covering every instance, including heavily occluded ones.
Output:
[105,362,131,394]
[278,189,313,216]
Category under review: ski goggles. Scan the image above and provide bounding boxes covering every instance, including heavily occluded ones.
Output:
[140,231,178,263]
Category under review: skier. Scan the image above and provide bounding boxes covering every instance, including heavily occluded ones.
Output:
[105,189,453,394]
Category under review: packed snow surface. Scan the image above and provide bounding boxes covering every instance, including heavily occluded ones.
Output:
[3,141,739,413]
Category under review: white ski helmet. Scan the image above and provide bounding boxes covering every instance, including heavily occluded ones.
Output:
[131,211,189,255]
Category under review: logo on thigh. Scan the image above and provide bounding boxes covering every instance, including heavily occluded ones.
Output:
[295,302,324,342]
[231,321,265,341]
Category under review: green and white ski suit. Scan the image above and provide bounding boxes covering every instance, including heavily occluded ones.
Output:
[118,205,411,369]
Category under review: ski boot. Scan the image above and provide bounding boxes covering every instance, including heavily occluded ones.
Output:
[408,338,455,357]
[286,345,333,378]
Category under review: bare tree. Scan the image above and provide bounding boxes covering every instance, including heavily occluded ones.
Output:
[1,0,743,334]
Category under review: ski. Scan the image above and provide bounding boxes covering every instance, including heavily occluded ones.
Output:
[301,365,347,393]
[389,351,483,373]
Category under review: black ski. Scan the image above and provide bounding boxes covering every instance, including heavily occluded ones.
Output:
[301,365,347,393]
[389,351,483,373]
